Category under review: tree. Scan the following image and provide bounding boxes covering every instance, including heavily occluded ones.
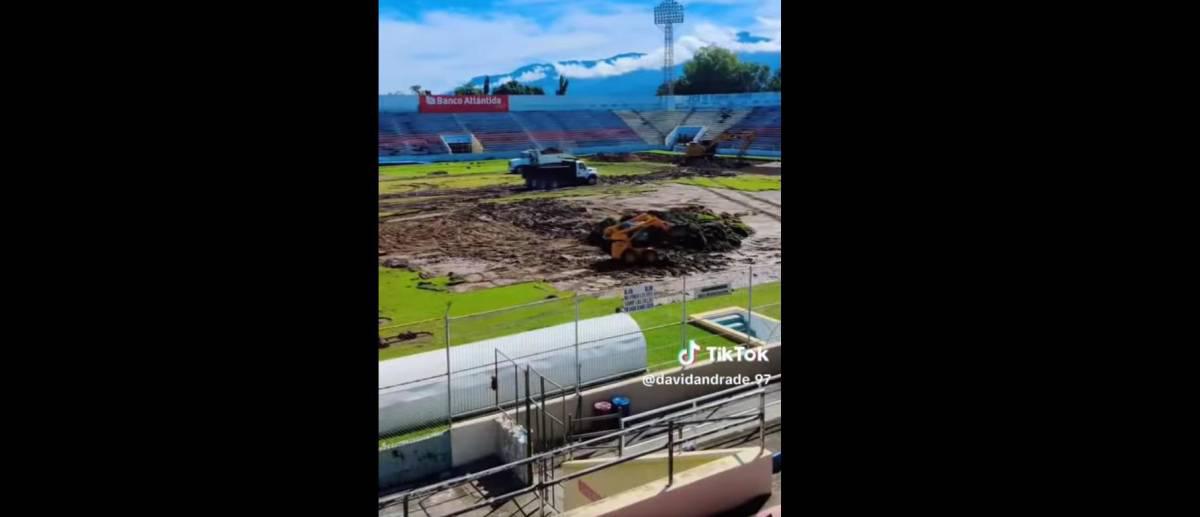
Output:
[768,67,781,91]
[483,76,491,95]
[556,75,569,96]
[454,82,483,96]
[657,46,774,95]
[410,85,423,96]
[494,80,544,95]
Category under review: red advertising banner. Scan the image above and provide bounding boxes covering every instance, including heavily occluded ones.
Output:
[418,95,509,113]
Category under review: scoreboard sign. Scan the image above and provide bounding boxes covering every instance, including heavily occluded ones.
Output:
[419,95,509,113]
[623,284,655,313]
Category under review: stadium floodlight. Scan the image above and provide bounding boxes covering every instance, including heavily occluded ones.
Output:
[654,0,685,103]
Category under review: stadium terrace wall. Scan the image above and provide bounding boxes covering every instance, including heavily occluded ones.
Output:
[379,92,781,113]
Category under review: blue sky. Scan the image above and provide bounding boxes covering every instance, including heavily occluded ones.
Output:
[380,0,781,94]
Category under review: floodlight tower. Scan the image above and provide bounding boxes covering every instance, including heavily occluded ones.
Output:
[654,0,684,110]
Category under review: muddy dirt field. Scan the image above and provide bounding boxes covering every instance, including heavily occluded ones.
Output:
[379,163,782,294]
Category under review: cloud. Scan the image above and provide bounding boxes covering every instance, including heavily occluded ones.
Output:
[379,2,781,93]
[515,66,550,83]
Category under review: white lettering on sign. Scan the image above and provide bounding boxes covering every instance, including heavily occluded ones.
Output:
[427,96,503,105]
[623,283,655,313]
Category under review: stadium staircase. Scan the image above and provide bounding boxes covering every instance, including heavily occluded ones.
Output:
[615,110,667,145]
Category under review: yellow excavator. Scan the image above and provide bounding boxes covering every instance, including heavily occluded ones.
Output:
[680,131,756,165]
[602,214,672,264]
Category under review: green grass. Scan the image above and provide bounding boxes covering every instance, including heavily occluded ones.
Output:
[379,277,781,445]
[379,268,576,360]
[379,424,448,450]
[379,174,522,195]
[673,175,781,192]
[586,162,673,176]
[381,266,781,368]
[379,159,511,177]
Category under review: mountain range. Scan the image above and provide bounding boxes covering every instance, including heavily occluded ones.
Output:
[455,47,780,97]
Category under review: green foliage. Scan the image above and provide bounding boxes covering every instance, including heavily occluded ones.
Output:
[657,46,775,95]
[454,82,483,95]
[494,79,544,95]
[769,67,781,91]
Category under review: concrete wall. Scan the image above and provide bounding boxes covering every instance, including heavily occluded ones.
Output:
[561,450,731,509]
[454,343,781,448]
[381,344,780,489]
[378,431,452,491]
[562,448,773,516]
[450,417,500,467]
[379,92,781,113]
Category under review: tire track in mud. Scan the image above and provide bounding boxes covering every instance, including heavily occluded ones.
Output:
[698,186,782,222]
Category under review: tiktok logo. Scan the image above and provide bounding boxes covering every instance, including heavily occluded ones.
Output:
[678,340,702,366]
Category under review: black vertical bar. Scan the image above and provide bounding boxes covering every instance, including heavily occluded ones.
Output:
[525,367,533,486]
[668,420,675,486]
[541,376,547,450]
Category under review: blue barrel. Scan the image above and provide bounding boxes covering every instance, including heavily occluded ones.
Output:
[611,395,631,417]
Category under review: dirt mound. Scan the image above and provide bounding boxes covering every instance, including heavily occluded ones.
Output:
[587,206,752,252]
[467,199,594,240]
[604,166,737,185]
[588,153,641,162]
[379,198,602,275]
[632,153,677,163]
[584,206,754,274]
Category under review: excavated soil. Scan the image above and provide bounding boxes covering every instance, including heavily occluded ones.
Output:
[379,169,782,293]
[603,166,739,185]
[379,197,763,288]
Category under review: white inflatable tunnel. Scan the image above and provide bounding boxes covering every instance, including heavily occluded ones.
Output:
[379,313,646,436]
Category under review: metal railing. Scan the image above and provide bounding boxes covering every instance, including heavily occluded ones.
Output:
[380,372,779,516]
[379,266,782,450]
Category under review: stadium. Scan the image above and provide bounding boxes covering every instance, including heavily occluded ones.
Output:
[379,1,782,515]
[379,93,780,162]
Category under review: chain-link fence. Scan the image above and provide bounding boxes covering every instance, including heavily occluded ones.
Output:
[379,318,452,450]
[378,265,782,450]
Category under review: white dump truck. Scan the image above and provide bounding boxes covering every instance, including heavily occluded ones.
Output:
[509,148,599,189]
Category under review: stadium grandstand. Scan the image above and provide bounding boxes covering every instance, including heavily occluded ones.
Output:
[379,93,781,163]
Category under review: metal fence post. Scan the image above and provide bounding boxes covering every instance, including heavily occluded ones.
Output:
[445,304,453,433]
[759,388,767,454]
[574,295,583,422]
[525,367,533,486]
[746,265,753,347]
[680,275,688,360]
[574,296,581,390]
[667,420,675,486]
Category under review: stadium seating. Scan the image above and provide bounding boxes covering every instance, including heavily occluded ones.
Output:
[512,111,644,149]
[378,112,460,155]
[718,107,781,152]
[377,105,780,158]
[453,113,534,152]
